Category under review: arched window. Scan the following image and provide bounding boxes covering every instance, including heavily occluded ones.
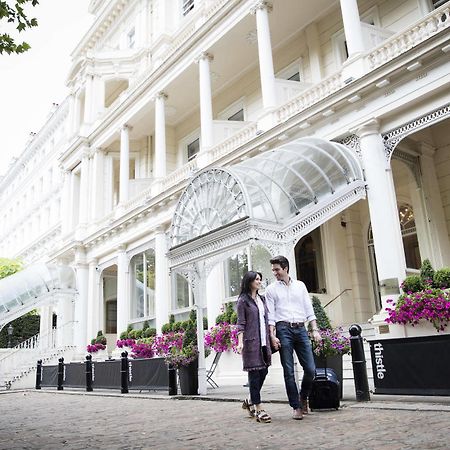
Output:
[294,227,325,294]
[368,203,420,270]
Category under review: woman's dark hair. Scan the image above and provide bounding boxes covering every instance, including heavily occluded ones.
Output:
[240,271,263,296]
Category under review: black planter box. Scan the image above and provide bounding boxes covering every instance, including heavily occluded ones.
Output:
[369,334,450,396]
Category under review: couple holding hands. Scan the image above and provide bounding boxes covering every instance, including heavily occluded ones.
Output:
[236,255,322,423]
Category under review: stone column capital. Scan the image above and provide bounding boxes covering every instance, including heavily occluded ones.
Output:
[354,119,381,139]
[116,244,127,253]
[120,124,133,133]
[153,91,168,102]
[195,52,214,64]
[250,0,273,15]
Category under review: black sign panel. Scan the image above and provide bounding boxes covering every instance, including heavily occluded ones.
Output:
[92,359,121,389]
[129,357,169,390]
[41,365,58,387]
[369,334,450,396]
[64,362,85,388]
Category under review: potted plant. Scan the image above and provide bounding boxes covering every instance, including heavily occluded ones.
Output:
[311,297,350,398]
[161,310,210,395]
[205,303,239,353]
[87,330,108,357]
[385,259,450,333]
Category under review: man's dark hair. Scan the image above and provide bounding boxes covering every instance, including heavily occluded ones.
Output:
[270,255,289,272]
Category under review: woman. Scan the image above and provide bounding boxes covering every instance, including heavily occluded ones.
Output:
[236,271,272,423]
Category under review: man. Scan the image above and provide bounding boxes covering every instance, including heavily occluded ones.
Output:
[266,255,322,420]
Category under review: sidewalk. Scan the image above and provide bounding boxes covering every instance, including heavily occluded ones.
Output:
[6,380,449,412]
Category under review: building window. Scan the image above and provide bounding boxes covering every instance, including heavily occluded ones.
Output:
[276,59,304,82]
[295,228,326,294]
[187,138,200,161]
[227,109,244,121]
[224,251,248,298]
[105,300,117,334]
[182,0,194,16]
[127,28,135,48]
[131,249,156,319]
[432,0,448,8]
[175,274,191,309]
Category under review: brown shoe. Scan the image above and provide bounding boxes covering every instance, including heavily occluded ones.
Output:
[301,398,309,415]
[292,408,303,420]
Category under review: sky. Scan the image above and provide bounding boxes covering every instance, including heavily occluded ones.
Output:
[0,0,94,176]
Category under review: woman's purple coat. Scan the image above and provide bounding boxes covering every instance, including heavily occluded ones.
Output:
[236,293,272,371]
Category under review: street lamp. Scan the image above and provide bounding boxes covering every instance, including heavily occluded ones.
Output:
[7,324,13,348]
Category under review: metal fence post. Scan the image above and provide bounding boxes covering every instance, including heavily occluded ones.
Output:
[121,351,129,394]
[85,354,93,392]
[168,363,178,396]
[35,360,42,390]
[57,357,64,391]
[349,324,370,402]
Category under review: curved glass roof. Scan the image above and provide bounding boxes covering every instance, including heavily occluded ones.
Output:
[171,137,363,246]
[0,264,75,317]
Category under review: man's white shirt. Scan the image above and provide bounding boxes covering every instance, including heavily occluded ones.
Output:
[266,278,316,326]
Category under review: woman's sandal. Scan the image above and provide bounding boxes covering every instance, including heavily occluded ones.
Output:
[242,399,256,418]
[256,410,271,423]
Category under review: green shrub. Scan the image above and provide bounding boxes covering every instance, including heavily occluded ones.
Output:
[230,311,238,325]
[420,259,435,284]
[119,331,128,340]
[433,268,450,289]
[134,329,143,339]
[169,314,176,324]
[161,323,172,334]
[143,327,156,338]
[142,320,150,330]
[128,329,138,339]
[203,316,208,330]
[127,324,133,332]
[172,321,184,332]
[311,296,332,330]
[401,275,424,293]
[215,302,236,324]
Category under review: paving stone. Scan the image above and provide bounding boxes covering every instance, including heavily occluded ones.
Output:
[0,391,449,449]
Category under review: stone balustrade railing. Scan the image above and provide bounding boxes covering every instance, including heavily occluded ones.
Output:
[275,72,344,124]
[207,122,258,163]
[366,4,450,70]
[162,159,198,190]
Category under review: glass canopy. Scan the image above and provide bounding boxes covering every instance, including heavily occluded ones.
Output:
[0,264,75,317]
[171,137,363,246]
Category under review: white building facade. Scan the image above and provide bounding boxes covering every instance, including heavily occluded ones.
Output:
[1,0,450,378]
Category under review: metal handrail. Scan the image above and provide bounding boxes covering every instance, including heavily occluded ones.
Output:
[323,289,352,309]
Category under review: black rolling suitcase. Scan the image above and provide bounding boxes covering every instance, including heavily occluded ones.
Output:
[309,367,340,411]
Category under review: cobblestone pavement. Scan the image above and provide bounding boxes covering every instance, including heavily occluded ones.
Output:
[1,391,449,450]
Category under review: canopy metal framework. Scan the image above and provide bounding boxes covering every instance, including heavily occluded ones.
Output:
[170,137,366,267]
[0,264,76,330]
[167,136,367,394]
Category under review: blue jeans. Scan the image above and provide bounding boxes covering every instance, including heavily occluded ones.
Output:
[276,323,316,409]
[248,367,268,405]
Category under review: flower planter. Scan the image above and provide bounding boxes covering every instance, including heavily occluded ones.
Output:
[314,354,343,399]
[178,359,198,395]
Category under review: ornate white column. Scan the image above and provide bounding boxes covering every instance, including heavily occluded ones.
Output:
[197,53,214,150]
[154,229,169,333]
[92,75,105,120]
[116,245,130,335]
[154,92,167,179]
[305,22,322,83]
[74,247,89,351]
[78,150,90,227]
[119,125,131,205]
[39,306,53,349]
[87,259,100,343]
[61,168,71,235]
[83,74,94,124]
[251,1,277,109]
[358,120,406,332]
[91,148,105,221]
[339,0,364,58]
